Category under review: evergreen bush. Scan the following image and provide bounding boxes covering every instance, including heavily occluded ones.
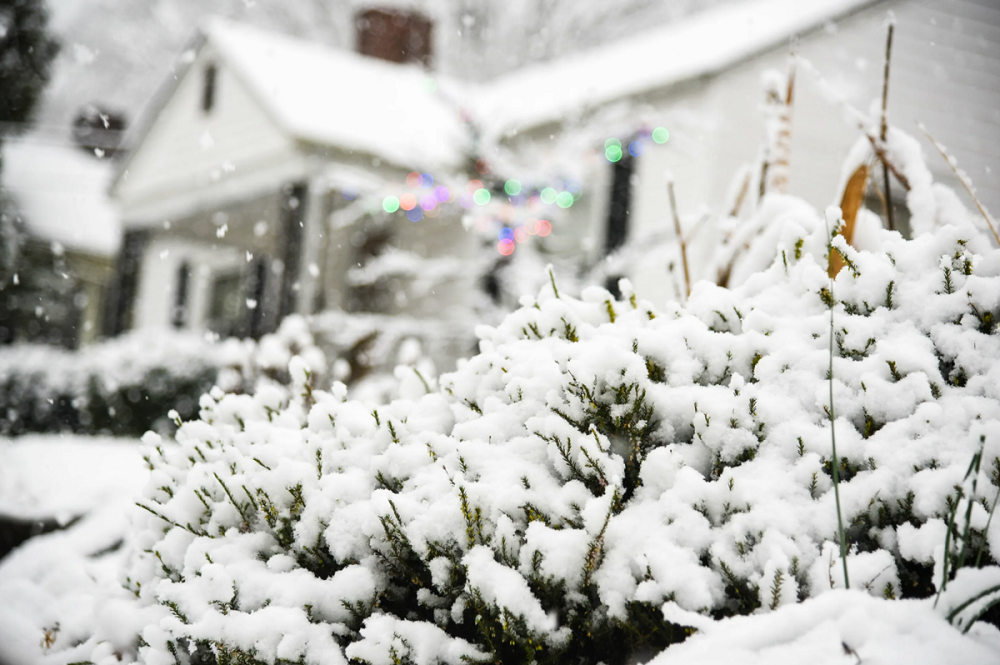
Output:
[65,204,999,664]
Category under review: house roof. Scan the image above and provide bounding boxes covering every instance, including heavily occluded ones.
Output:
[111,0,885,213]
[119,1,879,189]
[2,137,120,256]
[203,18,469,172]
[474,0,879,140]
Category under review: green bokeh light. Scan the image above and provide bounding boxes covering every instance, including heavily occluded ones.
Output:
[605,138,621,149]
[540,187,557,204]
[474,188,491,205]
[556,191,574,208]
[504,179,522,196]
[383,196,400,213]
[652,127,670,144]
[605,145,623,162]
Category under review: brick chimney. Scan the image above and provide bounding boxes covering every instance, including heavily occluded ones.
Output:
[355,8,432,67]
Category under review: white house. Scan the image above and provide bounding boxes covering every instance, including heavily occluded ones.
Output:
[111,0,1000,339]
[478,0,1000,303]
[111,16,476,339]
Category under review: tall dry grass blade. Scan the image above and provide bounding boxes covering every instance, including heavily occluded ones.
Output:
[880,19,896,231]
[825,216,850,590]
[667,179,691,299]
[919,124,1000,247]
[729,169,752,218]
[829,164,869,278]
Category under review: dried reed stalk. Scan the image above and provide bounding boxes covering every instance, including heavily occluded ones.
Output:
[880,21,895,231]
[667,180,691,299]
[829,164,869,277]
[919,124,1000,247]
[766,60,797,194]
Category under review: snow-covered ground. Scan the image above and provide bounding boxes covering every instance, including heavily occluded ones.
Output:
[652,591,1000,664]
[0,436,147,665]
[0,435,147,522]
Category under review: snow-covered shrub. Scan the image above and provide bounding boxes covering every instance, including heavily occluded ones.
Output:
[309,309,473,405]
[0,316,325,437]
[61,199,1000,664]
[0,331,218,436]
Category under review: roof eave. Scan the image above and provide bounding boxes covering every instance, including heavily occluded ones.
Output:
[494,0,887,139]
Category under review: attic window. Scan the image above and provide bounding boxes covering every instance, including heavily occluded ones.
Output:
[201,64,217,113]
[356,8,432,67]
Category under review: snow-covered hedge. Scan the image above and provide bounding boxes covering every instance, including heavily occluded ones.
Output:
[55,198,1000,664]
[0,317,323,437]
[0,332,218,436]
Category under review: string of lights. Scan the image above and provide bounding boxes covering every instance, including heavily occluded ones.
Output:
[367,126,671,255]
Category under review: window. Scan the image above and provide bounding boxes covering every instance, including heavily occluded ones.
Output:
[604,152,634,298]
[247,258,267,339]
[71,104,127,157]
[278,183,307,319]
[346,218,395,313]
[605,152,633,254]
[201,64,217,113]
[356,9,432,67]
[208,271,243,337]
[171,261,190,329]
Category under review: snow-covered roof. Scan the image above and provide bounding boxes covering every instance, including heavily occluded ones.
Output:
[203,19,469,172]
[475,0,879,138]
[1,138,120,256]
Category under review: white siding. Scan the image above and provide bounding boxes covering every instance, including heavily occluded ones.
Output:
[116,43,301,226]
[522,0,1000,305]
[632,0,1000,228]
